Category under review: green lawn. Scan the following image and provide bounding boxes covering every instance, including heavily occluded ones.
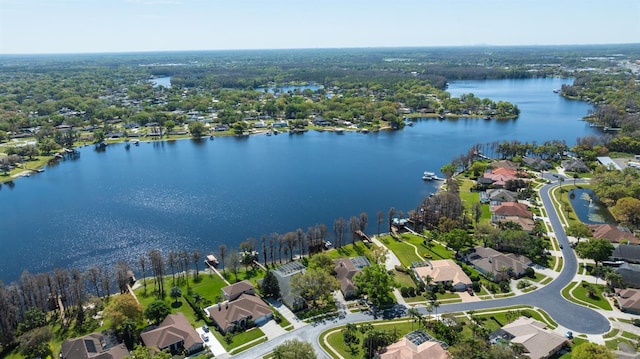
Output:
[327,241,372,260]
[571,281,612,310]
[323,320,420,359]
[212,327,265,352]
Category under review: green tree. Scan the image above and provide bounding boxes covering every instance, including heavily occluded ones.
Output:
[273,338,317,359]
[188,121,206,138]
[290,268,339,308]
[566,222,593,244]
[165,120,176,134]
[307,252,334,272]
[611,197,640,228]
[103,293,143,328]
[440,228,473,255]
[575,238,615,267]
[144,300,171,325]
[353,264,396,306]
[19,326,52,358]
[571,342,615,359]
[261,270,281,298]
[170,286,182,304]
[17,308,46,334]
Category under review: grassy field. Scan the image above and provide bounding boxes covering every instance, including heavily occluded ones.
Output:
[377,233,453,268]
[327,241,372,260]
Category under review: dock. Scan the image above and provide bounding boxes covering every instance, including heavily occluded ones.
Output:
[355,230,373,243]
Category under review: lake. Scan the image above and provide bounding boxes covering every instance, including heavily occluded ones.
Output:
[0,78,599,282]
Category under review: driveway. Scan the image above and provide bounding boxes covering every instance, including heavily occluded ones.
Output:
[196,326,226,357]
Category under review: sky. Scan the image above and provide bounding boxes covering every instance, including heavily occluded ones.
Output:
[0,0,639,54]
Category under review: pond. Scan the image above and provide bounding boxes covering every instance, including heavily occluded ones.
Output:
[568,188,615,224]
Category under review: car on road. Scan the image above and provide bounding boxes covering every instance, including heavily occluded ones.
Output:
[559,244,564,249]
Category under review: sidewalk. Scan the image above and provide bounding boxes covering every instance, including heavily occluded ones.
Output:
[267,298,307,330]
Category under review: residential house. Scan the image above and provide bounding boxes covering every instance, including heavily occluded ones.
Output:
[479,167,527,188]
[611,244,640,264]
[492,202,532,219]
[488,317,566,359]
[561,158,589,173]
[466,246,532,281]
[380,330,450,359]
[214,124,230,132]
[588,224,639,245]
[140,313,203,355]
[271,261,307,311]
[522,156,551,171]
[616,263,640,288]
[272,121,288,129]
[61,333,129,359]
[413,259,472,292]
[334,256,371,298]
[615,288,640,314]
[206,293,273,334]
[480,188,518,204]
[491,202,534,231]
[488,160,519,171]
[222,280,255,301]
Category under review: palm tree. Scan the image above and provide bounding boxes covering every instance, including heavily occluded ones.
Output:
[432,300,440,320]
[407,308,421,330]
[425,303,433,325]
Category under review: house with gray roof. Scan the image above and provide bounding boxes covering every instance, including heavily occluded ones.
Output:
[271,261,307,311]
[480,188,518,204]
[616,263,640,289]
[334,256,370,299]
[140,313,203,355]
[206,292,273,334]
[611,244,640,264]
[222,280,255,301]
[561,158,589,173]
[61,333,129,359]
[466,246,531,281]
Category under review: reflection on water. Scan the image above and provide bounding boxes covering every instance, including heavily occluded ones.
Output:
[569,188,615,224]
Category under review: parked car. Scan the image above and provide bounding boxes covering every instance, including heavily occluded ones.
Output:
[201,333,209,342]
[202,325,209,333]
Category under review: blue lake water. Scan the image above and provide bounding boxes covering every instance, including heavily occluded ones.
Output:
[0,78,599,282]
[151,76,172,88]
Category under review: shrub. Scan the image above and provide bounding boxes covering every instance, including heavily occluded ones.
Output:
[472,281,481,292]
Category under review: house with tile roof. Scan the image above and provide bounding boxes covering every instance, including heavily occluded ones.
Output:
[466,246,532,281]
[61,333,129,359]
[413,259,472,292]
[206,292,273,334]
[588,224,639,245]
[615,288,640,314]
[334,256,370,299]
[140,313,203,355]
[492,202,532,219]
[380,330,450,359]
[489,317,566,359]
[222,280,255,301]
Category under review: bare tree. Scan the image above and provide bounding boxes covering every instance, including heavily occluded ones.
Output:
[334,217,346,248]
[114,260,131,294]
[349,216,360,246]
[388,207,396,231]
[148,249,165,298]
[192,250,201,280]
[269,233,278,266]
[284,232,297,261]
[377,211,384,235]
[261,234,268,265]
[359,212,368,232]
[226,249,242,283]
[137,256,147,294]
[179,250,190,290]
[219,244,227,274]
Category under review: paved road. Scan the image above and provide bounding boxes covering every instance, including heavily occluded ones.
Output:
[230,179,610,358]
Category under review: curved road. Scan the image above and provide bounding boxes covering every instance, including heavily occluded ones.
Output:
[230,179,610,359]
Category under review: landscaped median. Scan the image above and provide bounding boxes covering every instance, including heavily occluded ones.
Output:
[560,281,613,311]
[318,306,558,359]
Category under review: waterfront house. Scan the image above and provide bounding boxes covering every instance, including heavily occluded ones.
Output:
[61,332,129,359]
[271,261,307,311]
[206,292,273,334]
[214,124,230,132]
[334,256,371,299]
[480,188,518,204]
[522,156,552,171]
[492,202,532,219]
[140,313,203,355]
[272,121,288,129]
[466,246,531,281]
[488,317,566,359]
[488,160,519,171]
[561,158,589,173]
[221,280,255,301]
[413,259,472,292]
